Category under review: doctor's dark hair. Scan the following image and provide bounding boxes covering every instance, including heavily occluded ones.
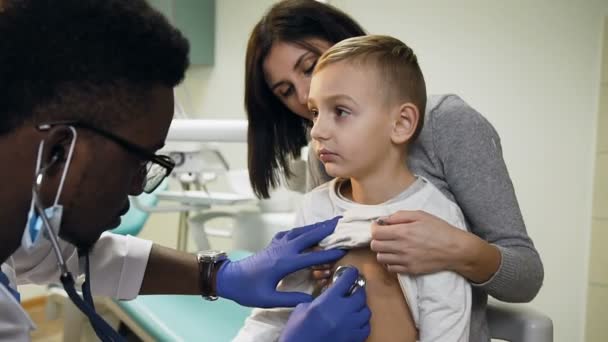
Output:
[0,0,189,135]
[245,0,365,198]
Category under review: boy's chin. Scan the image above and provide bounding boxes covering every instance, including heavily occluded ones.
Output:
[324,165,348,179]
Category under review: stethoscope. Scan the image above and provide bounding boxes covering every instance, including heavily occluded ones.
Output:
[33,155,124,342]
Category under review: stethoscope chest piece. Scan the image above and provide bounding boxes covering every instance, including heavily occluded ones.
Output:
[332,265,366,296]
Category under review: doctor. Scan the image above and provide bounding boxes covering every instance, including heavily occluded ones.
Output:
[0,0,370,341]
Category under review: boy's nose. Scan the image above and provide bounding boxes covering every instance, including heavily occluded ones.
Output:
[311,113,330,141]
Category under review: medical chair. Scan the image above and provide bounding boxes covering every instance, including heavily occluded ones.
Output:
[487,301,553,342]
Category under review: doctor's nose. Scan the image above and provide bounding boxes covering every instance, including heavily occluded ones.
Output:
[129,165,147,196]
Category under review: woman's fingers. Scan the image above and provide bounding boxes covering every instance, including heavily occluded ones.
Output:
[370,221,404,240]
[370,239,403,254]
[376,253,414,274]
[385,264,409,274]
[378,210,425,225]
[376,252,404,265]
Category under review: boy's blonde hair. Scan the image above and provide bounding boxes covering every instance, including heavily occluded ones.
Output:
[315,35,426,141]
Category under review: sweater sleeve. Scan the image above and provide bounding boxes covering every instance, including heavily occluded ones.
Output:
[430,95,543,302]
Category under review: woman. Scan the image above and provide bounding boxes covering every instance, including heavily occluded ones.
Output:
[244,0,543,340]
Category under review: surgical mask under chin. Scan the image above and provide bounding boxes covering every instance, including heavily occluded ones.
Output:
[21,128,77,252]
[22,205,63,249]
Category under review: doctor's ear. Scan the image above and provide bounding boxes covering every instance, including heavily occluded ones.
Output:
[40,127,77,173]
[390,102,419,145]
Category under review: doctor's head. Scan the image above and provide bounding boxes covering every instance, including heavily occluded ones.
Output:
[0,0,189,252]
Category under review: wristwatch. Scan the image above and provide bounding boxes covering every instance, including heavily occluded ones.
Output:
[197,250,228,301]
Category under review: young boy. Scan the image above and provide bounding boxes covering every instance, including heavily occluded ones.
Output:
[234,35,471,342]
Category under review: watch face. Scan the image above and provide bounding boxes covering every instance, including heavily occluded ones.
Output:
[198,250,227,261]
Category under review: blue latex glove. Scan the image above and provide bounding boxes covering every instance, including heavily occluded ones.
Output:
[280,267,371,342]
[216,216,345,308]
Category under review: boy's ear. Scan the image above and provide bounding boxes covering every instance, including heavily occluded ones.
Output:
[391,102,419,145]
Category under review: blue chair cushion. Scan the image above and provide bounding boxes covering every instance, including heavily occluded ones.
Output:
[115,250,253,342]
[112,181,167,236]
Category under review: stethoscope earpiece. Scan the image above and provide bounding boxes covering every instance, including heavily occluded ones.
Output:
[50,146,65,163]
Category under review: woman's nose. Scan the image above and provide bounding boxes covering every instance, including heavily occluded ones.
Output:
[296,80,310,107]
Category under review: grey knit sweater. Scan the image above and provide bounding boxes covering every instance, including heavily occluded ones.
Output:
[306,94,544,342]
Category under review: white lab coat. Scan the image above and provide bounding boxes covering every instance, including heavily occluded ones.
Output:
[0,232,152,341]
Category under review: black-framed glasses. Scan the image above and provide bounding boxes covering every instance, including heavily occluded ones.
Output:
[37,120,175,193]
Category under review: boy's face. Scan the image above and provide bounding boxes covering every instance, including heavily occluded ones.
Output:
[308,61,398,179]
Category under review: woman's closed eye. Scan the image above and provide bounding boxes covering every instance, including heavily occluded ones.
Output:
[303,59,318,76]
[279,85,294,98]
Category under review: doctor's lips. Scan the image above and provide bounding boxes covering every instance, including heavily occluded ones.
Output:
[318,148,339,163]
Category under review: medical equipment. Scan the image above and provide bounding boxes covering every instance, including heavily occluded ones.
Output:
[332,265,366,296]
[167,119,247,142]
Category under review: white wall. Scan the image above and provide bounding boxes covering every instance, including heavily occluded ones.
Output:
[153,1,608,341]
[585,17,608,342]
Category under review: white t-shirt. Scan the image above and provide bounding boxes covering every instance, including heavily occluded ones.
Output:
[234,177,471,342]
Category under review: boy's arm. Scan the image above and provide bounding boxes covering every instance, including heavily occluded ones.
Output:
[414,271,471,342]
[232,307,293,342]
[414,206,471,342]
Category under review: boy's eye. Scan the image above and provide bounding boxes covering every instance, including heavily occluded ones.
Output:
[335,107,350,117]
[309,108,319,120]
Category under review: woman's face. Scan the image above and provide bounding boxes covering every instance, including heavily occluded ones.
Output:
[263,38,332,120]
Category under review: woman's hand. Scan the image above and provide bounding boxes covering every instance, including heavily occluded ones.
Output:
[370,210,501,282]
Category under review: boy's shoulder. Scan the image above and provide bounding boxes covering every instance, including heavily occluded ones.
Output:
[402,177,467,231]
[303,179,333,201]
[298,179,339,223]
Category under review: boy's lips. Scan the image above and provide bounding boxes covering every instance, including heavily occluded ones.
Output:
[318,148,339,163]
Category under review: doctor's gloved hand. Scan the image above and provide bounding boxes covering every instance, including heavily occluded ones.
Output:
[215,216,345,308]
[280,267,371,342]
